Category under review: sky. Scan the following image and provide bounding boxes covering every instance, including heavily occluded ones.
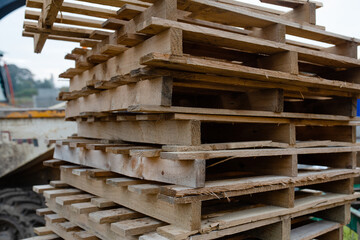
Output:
[0,0,359,88]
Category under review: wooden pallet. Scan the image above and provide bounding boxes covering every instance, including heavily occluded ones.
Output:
[60,72,359,118]
[36,174,355,239]
[23,0,360,121]
[48,0,360,82]
[51,137,359,187]
[66,115,358,145]
[46,164,358,231]
[23,1,360,239]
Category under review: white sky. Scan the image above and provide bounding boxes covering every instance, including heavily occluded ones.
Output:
[0,0,359,88]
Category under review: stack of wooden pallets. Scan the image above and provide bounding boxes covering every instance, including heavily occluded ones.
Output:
[23,0,360,239]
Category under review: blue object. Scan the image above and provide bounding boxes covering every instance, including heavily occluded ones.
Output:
[0,0,25,20]
[357,99,360,116]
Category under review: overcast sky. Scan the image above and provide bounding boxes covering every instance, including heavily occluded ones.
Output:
[0,0,359,87]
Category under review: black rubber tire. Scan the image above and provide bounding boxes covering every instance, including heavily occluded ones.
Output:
[0,188,45,240]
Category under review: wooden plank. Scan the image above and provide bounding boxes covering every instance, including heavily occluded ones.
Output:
[86,169,119,178]
[85,144,125,151]
[290,220,341,240]
[70,202,99,214]
[111,217,164,236]
[99,44,128,56]
[128,184,161,195]
[131,68,359,98]
[72,48,89,55]
[200,193,357,233]
[162,140,282,152]
[27,0,119,19]
[260,0,323,9]
[80,39,101,48]
[37,208,54,216]
[42,0,64,27]
[44,159,67,168]
[89,30,112,40]
[56,194,94,206]
[77,120,296,144]
[75,0,151,7]
[77,120,201,145]
[129,149,162,157]
[34,227,53,236]
[106,177,147,187]
[33,185,55,194]
[160,168,359,200]
[24,21,92,39]
[50,180,69,188]
[25,10,104,29]
[160,146,360,160]
[44,189,83,199]
[91,198,117,208]
[45,214,66,224]
[128,105,357,123]
[59,221,82,232]
[89,208,143,224]
[117,4,146,20]
[33,0,63,53]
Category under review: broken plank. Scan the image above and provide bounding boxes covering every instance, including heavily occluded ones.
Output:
[160,146,360,160]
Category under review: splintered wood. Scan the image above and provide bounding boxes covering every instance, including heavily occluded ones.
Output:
[23,0,360,239]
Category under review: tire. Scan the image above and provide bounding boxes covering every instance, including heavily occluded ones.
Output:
[0,188,45,240]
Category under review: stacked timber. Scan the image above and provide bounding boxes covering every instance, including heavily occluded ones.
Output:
[22,0,360,239]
